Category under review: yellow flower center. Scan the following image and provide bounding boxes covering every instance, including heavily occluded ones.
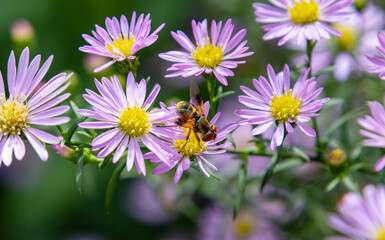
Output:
[119,106,151,137]
[0,94,28,136]
[289,0,320,25]
[270,90,301,123]
[192,40,223,68]
[233,211,256,238]
[175,128,206,156]
[376,226,385,240]
[332,24,358,52]
[105,34,136,57]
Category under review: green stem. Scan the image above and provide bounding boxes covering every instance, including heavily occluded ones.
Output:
[66,116,88,143]
[205,73,218,119]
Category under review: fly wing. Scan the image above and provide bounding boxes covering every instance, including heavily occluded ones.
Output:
[190,80,205,116]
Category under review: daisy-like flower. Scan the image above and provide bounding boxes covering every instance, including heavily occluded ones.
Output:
[0,47,72,166]
[366,32,385,80]
[357,96,385,172]
[146,101,237,183]
[158,19,253,86]
[328,184,385,240]
[235,64,329,150]
[79,12,165,72]
[78,72,179,175]
[253,0,354,46]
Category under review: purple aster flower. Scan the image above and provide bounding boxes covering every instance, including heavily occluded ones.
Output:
[357,96,385,172]
[158,19,254,86]
[366,32,385,80]
[235,64,329,150]
[328,184,385,240]
[79,12,165,72]
[0,47,71,166]
[146,101,237,183]
[78,72,179,175]
[253,0,354,46]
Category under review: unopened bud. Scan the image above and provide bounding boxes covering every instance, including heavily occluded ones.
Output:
[11,19,35,43]
[327,148,347,167]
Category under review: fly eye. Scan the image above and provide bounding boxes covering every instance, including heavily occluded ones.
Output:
[202,132,214,142]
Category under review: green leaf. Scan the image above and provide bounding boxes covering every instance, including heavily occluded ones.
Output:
[274,158,303,173]
[76,148,84,193]
[342,175,359,192]
[226,132,237,149]
[70,100,81,118]
[260,150,279,193]
[314,66,335,77]
[215,90,235,101]
[292,147,310,161]
[145,76,151,83]
[66,116,88,142]
[323,108,366,140]
[105,159,126,214]
[99,153,114,170]
[322,98,343,109]
[325,177,340,192]
[233,156,248,219]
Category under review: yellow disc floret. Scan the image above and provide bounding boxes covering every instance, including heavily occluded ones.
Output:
[0,94,29,136]
[106,33,136,57]
[270,90,301,122]
[119,105,151,137]
[233,212,257,238]
[333,24,358,52]
[376,226,385,240]
[175,128,206,156]
[192,39,224,68]
[289,0,320,25]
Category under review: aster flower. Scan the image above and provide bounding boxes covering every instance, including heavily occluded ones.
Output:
[159,19,253,86]
[253,0,354,46]
[357,96,385,172]
[0,47,72,166]
[235,64,329,150]
[146,101,237,183]
[79,12,165,72]
[328,184,385,240]
[78,72,179,175]
[366,32,385,80]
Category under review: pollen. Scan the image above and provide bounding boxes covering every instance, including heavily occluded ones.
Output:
[289,0,320,25]
[0,94,29,136]
[270,90,301,123]
[175,128,206,156]
[192,39,223,68]
[118,106,151,137]
[105,33,136,57]
[333,24,358,52]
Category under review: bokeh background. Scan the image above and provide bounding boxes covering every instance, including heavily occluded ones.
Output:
[2,0,385,239]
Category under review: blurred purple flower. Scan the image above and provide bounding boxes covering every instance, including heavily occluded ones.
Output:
[328,184,385,240]
[159,19,253,86]
[0,47,71,166]
[197,204,281,240]
[78,72,179,175]
[79,12,165,72]
[147,101,237,183]
[235,64,328,150]
[366,31,385,80]
[253,0,354,46]
[357,95,385,172]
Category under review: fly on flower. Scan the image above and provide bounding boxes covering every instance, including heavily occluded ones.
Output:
[176,81,217,145]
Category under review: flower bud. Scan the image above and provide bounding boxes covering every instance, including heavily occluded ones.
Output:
[327,148,347,167]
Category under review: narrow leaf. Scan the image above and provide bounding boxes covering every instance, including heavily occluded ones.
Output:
[325,177,340,192]
[274,158,303,173]
[323,108,366,139]
[70,100,81,118]
[105,159,126,214]
[260,150,279,193]
[76,148,84,193]
[292,147,310,161]
[233,155,248,219]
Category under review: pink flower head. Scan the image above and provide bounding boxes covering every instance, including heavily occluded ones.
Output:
[357,95,385,172]
[366,32,385,80]
[78,73,179,175]
[0,47,72,166]
[253,0,355,46]
[146,101,237,184]
[159,19,254,86]
[328,185,385,239]
[235,64,329,150]
[79,12,165,72]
